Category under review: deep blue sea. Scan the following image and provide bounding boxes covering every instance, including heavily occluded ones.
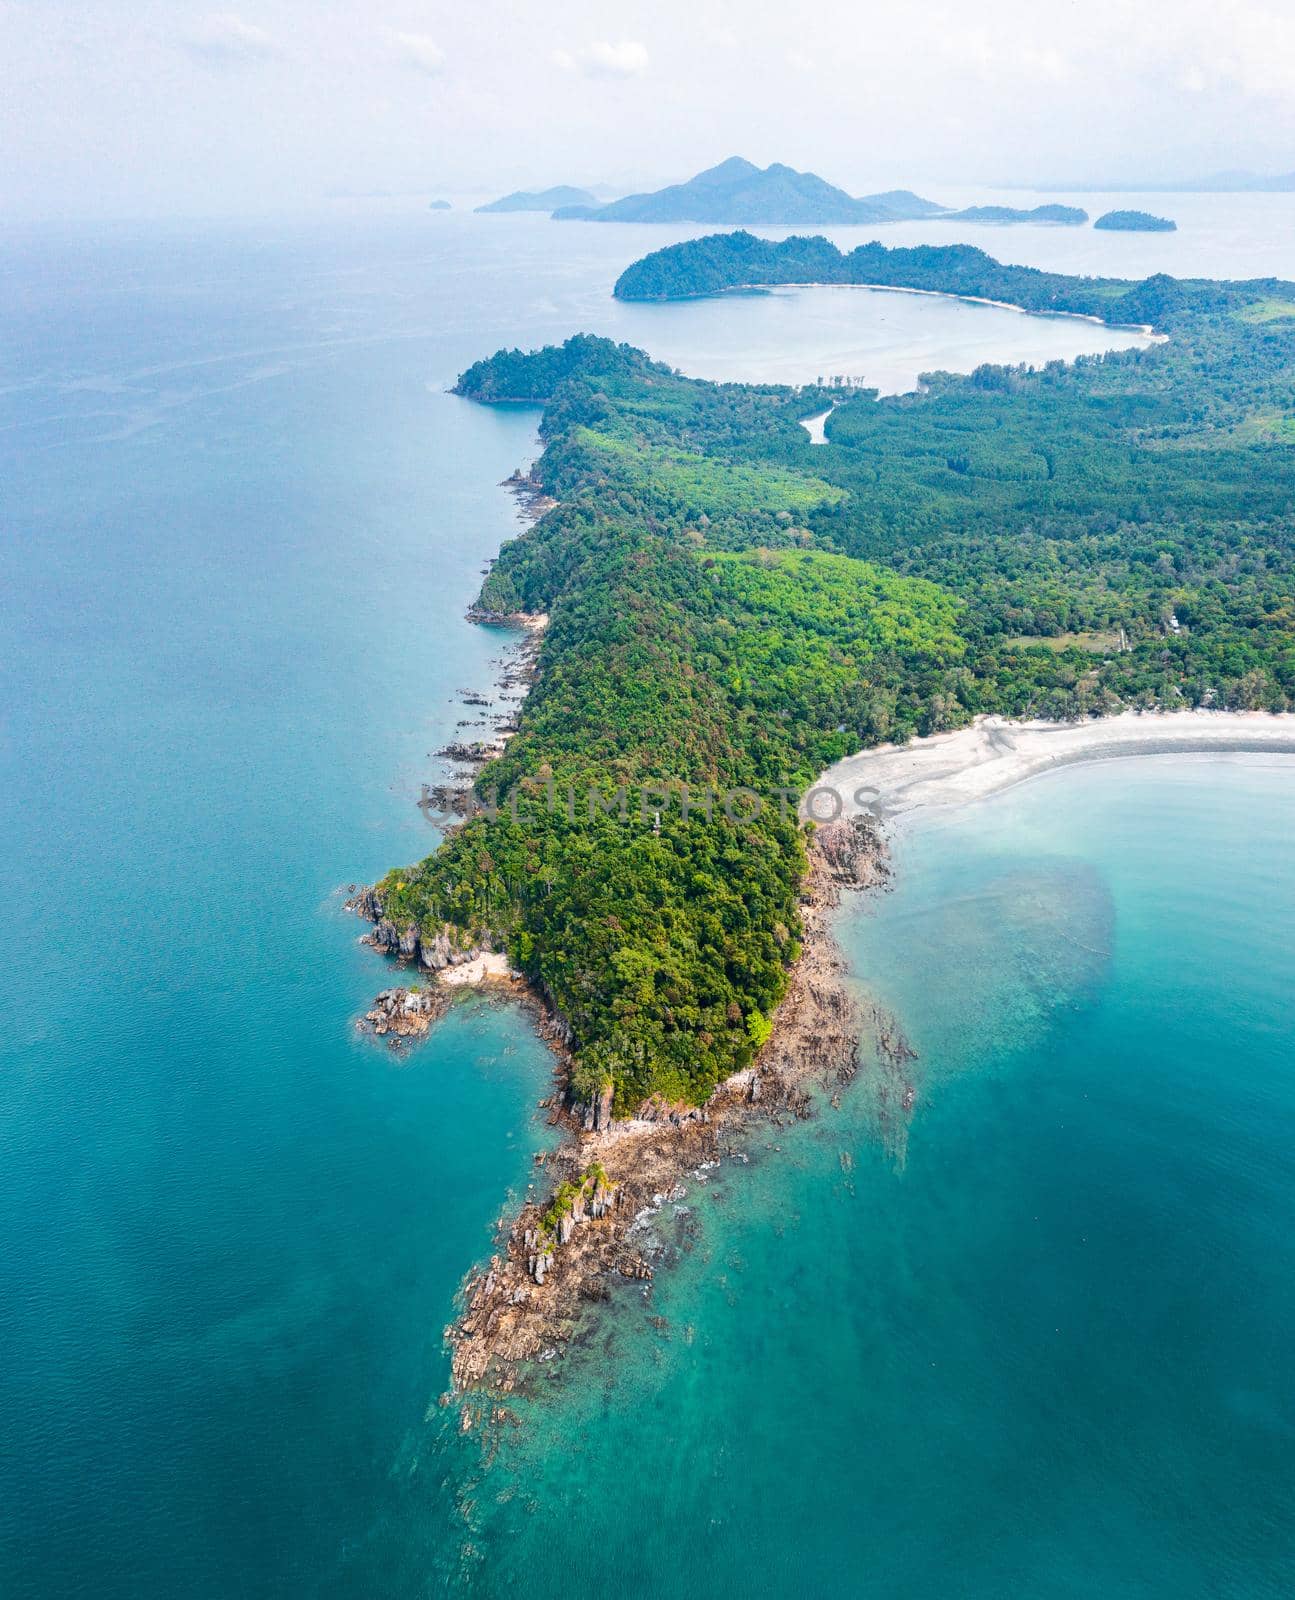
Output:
[2,203,1293,1598]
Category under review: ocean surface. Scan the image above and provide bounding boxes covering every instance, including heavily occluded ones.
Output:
[1,197,1292,1597]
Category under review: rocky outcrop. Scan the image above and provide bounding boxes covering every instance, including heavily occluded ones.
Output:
[345,885,384,921]
[578,1082,615,1132]
[419,930,454,970]
[814,815,890,891]
[437,740,493,763]
[349,891,492,975]
[529,1163,618,1279]
[363,987,447,1037]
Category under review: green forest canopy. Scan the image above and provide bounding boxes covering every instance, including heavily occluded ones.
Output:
[377,240,1295,1114]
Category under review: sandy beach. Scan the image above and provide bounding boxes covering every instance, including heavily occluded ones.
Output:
[702,279,1165,340]
[814,710,1295,821]
[438,951,516,987]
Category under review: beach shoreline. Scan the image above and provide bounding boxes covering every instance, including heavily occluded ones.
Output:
[396,708,1295,1404]
[366,701,1295,1406]
[815,710,1295,822]
[629,279,1165,341]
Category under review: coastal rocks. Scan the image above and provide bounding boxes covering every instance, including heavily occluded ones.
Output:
[418,782,473,819]
[525,1163,618,1283]
[539,994,574,1050]
[815,815,889,891]
[362,987,446,1037]
[368,917,402,954]
[366,915,440,964]
[350,893,491,977]
[578,1082,615,1132]
[524,1229,555,1286]
[635,1095,708,1128]
[501,468,559,524]
[587,1178,613,1219]
[419,929,456,971]
[345,886,383,921]
[437,740,492,763]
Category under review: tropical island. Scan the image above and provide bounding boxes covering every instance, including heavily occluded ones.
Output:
[1095,208,1178,232]
[611,230,1190,312]
[358,236,1295,1389]
[476,185,597,214]
[552,157,945,223]
[548,157,1092,226]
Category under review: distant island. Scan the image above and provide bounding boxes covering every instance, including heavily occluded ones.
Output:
[1180,171,1295,193]
[541,158,1101,227]
[552,157,946,224]
[476,185,597,214]
[1047,171,1295,194]
[945,204,1087,225]
[1095,209,1177,232]
[428,199,452,211]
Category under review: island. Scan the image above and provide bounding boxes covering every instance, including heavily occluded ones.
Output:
[1081,171,1295,193]
[357,239,1295,1391]
[428,199,451,211]
[944,203,1088,224]
[548,158,1092,227]
[552,156,946,223]
[1095,209,1178,232]
[610,230,1188,314]
[475,185,597,214]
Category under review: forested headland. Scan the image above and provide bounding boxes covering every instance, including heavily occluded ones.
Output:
[612,230,1276,320]
[371,239,1295,1117]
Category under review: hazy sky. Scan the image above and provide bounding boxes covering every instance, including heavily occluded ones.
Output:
[4,0,1295,218]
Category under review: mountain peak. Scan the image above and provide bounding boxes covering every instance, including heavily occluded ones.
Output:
[692,156,763,186]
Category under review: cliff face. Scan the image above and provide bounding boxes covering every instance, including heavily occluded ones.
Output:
[348,887,492,972]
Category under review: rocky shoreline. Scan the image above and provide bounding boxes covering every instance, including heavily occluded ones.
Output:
[348,814,906,1404]
[349,816,907,1403]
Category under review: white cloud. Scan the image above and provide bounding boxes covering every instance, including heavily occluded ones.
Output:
[932,25,1066,82]
[180,13,279,67]
[553,39,649,79]
[392,31,445,76]
[1191,5,1295,99]
[1017,44,1068,83]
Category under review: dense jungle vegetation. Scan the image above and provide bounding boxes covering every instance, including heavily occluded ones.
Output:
[374,239,1295,1113]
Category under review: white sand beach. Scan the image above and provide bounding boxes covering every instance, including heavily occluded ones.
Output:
[438,951,517,987]
[813,711,1295,821]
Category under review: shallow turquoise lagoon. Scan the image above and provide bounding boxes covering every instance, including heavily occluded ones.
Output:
[437,757,1295,1600]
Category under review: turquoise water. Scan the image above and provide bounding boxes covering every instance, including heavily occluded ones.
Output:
[1,215,1292,1596]
[445,758,1295,1599]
